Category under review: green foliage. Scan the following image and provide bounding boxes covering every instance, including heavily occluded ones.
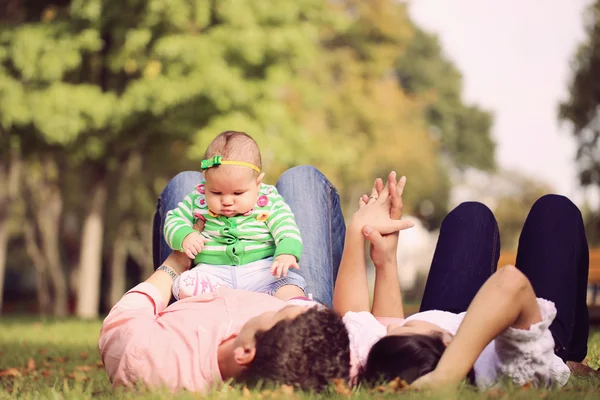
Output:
[0,0,499,314]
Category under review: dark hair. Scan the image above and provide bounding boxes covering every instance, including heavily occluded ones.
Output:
[359,334,475,386]
[239,307,350,392]
[204,131,262,172]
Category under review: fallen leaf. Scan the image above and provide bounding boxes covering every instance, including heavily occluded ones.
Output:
[389,377,409,392]
[520,382,533,391]
[0,368,22,377]
[243,386,251,398]
[68,372,89,381]
[42,361,51,368]
[280,384,294,395]
[38,348,48,355]
[80,352,89,360]
[485,388,507,398]
[332,378,351,396]
[55,356,67,363]
[96,360,104,368]
[41,370,52,377]
[75,365,93,372]
[27,358,36,371]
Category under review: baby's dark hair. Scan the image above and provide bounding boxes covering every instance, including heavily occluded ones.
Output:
[204,131,262,172]
[238,307,350,392]
[359,333,475,386]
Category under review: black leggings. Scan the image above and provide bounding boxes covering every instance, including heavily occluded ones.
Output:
[419,194,589,362]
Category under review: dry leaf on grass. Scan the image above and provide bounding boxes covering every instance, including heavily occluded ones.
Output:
[0,368,22,378]
[55,356,68,363]
[68,372,89,381]
[38,348,48,355]
[27,358,37,371]
[332,378,351,396]
[96,360,104,368]
[41,370,53,377]
[75,365,93,372]
[280,385,294,395]
[484,388,507,398]
[80,352,89,360]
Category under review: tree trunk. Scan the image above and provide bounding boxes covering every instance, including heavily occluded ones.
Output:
[76,181,107,319]
[108,222,131,308]
[38,184,68,317]
[0,221,9,313]
[23,221,51,314]
[0,145,21,314]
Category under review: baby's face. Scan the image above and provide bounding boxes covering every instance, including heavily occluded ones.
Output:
[204,166,262,217]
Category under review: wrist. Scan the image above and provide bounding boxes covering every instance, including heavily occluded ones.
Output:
[157,264,180,280]
[373,260,398,274]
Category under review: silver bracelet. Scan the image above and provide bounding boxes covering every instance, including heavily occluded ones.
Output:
[157,265,179,281]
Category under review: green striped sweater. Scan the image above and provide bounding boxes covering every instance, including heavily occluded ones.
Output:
[164,181,303,266]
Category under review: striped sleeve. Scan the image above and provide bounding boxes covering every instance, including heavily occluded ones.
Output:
[163,192,198,251]
[266,190,303,261]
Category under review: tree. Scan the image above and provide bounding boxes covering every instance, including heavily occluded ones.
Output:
[1,0,350,317]
[559,0,600,208]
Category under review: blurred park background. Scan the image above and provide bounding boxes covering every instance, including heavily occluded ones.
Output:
[1,0,600,320]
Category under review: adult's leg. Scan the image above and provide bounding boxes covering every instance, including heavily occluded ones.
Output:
[152,171,204,269]
[276,166,346,307]
[515,194,589,362]
[420,202,500,313]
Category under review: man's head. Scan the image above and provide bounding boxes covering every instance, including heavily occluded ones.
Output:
[232,306,350,392]
[202,131,264,216]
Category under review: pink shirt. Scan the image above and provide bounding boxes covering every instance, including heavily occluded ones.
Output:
[99,283,284,392]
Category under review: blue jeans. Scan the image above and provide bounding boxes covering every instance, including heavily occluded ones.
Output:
[153,166,346,307]
[420,195,589,362]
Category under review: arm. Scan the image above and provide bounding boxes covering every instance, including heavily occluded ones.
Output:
[333,174,413,316]
[99,251,191,379]
[333,220,370,314]
[369,173,406,318]
[266,190,303,260]
[163,191,200,251]
[371,246,403,318]
[414,265,542,388]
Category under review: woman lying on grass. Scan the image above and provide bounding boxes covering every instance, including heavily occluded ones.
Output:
[334,175,590,389]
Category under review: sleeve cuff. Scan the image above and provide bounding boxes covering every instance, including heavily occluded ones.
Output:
[274,238,303,261]
[171,227,197,251]
[125,282,167,314]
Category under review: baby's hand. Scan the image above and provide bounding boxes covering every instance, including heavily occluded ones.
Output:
[271,254,300,278]
[182,232,207,259]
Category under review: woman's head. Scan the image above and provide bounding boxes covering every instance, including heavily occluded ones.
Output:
[359,326,475,386]
[203,131,264,216]
[360,333,446,386]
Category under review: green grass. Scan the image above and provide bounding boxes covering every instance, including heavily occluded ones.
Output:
[1,317,599,399]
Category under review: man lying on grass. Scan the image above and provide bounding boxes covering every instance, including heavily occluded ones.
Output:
[99,250,350,392]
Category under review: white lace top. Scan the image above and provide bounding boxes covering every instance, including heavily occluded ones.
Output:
[342,298,570,389]
[406,298,570,388]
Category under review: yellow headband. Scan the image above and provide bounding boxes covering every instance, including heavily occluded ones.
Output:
[201,155,261,173]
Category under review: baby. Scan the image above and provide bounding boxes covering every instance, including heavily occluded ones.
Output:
[164,131,306,300]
